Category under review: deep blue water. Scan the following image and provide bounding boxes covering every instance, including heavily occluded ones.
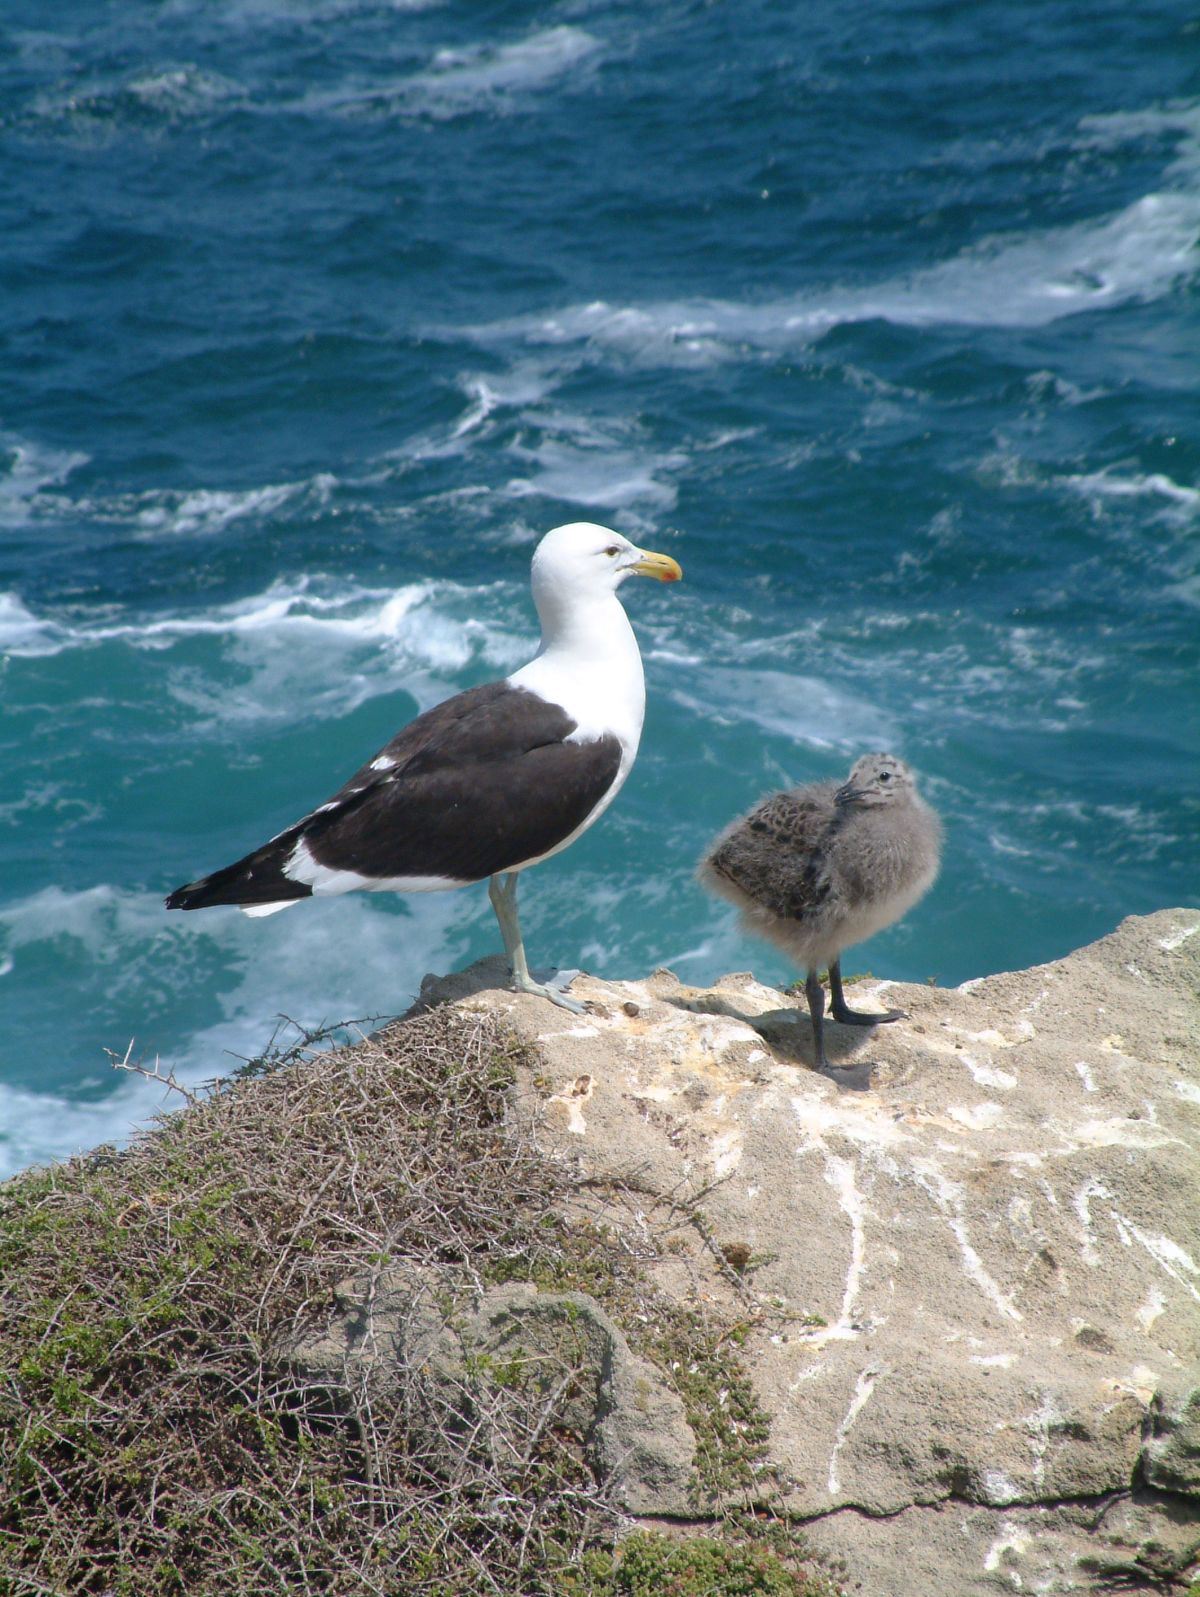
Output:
[1,0,1197,1176]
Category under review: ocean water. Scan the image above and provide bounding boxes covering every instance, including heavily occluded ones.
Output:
[1,0,1196,1178]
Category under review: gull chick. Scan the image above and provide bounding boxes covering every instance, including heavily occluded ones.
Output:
[700,753,941,1069]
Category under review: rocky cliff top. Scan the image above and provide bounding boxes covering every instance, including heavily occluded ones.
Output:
[411,907,1200,1594]
[4,910,1196,1597]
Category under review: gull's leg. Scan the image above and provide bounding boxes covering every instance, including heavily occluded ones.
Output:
[828,958,903,1025]
[804,967,831,1069]
[487,872,585,1013]
[804,965,878,1091]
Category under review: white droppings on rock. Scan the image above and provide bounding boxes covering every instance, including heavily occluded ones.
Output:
[1068,1116,1181,1151]
[541,1024,600,1042]
[809,1153,868,1346]
[979,1468,1022,1506]
[710,1127,743,1179]
[1001,1149,1045,1169]
[911,1158,1023,1323]
[1135,1286,1166,1331]
[1119,1225,1200,1303]
[546,1071,594,1136]
[957,1053,1018,1091]
[967,1027,1021,1048]
[1021,1392,1064,1493]
[982,1520,1031,1573]
[791,1092,912,1148]
[947,1101,1006,1131]
[1073,1176,1110,1266]
[827,1365,883,1496]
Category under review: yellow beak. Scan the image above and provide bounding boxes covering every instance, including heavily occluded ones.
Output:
[630,548,683,582]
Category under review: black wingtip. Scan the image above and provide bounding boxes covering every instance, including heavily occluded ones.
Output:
[164,859,312,913]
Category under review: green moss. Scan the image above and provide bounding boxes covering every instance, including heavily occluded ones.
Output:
[559,1530,836,1596]
[648,1317,773,1504]
[488,1210,777,1507]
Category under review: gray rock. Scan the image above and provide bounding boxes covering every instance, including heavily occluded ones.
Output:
[1144,1379,1200,1497]
[423,909,1200,1594]
[286,1267,696,1516]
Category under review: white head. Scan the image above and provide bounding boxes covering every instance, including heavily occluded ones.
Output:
[835,753,918,809]
[531,521,680,598]
[528,522,681,637]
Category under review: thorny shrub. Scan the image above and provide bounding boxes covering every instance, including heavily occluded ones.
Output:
[0,1006,841,1597]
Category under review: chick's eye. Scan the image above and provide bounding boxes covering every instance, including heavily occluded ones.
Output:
[879,771,892,782]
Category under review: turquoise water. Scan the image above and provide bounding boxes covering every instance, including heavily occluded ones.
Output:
[1,0,1197,1176]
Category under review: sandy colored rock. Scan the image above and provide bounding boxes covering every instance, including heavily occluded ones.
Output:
[417,909,1200,1595]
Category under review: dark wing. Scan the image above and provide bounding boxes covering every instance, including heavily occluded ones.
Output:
[706,785,839,926]
[167,681,623,909]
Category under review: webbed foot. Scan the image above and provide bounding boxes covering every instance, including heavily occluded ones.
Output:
[512,966,586,1013]
[830,1003,904,1027]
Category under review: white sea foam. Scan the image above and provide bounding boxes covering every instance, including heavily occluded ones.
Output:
[406,25,603,114]
[124,65,243,114]
[203,0,442,22]
[0,425,334,540]
[1076,101,1200,168]
[0,575,535,730]
[662,909,794,990]
[0,883,477,1180]
[124,476,336,537]
[671,667,895,753]
[4,575,512,655]
[393,362,565,462]
[503,436,684,511]
[1061,468,1200,519]
[0,592,69,657]
[458,113,1200,363]
[463,185,1199,360]
[158,577,533,726]
[52,472,332,540]
[397,372,686,517]
[0,433,90,528]
[304,25,602,120]
[1169,573,1200,610]
[453,363,564,435]
[30,63,244,129]
[0,782,102,829]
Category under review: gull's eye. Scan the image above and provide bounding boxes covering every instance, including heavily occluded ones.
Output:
[604,545,621,557]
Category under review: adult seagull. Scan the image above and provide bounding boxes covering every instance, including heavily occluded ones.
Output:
[166,522,682,1011]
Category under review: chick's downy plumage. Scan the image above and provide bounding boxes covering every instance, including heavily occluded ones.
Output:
[700,753,941,1070]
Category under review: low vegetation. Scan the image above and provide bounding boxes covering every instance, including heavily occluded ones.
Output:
[0,1006,841,1596]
